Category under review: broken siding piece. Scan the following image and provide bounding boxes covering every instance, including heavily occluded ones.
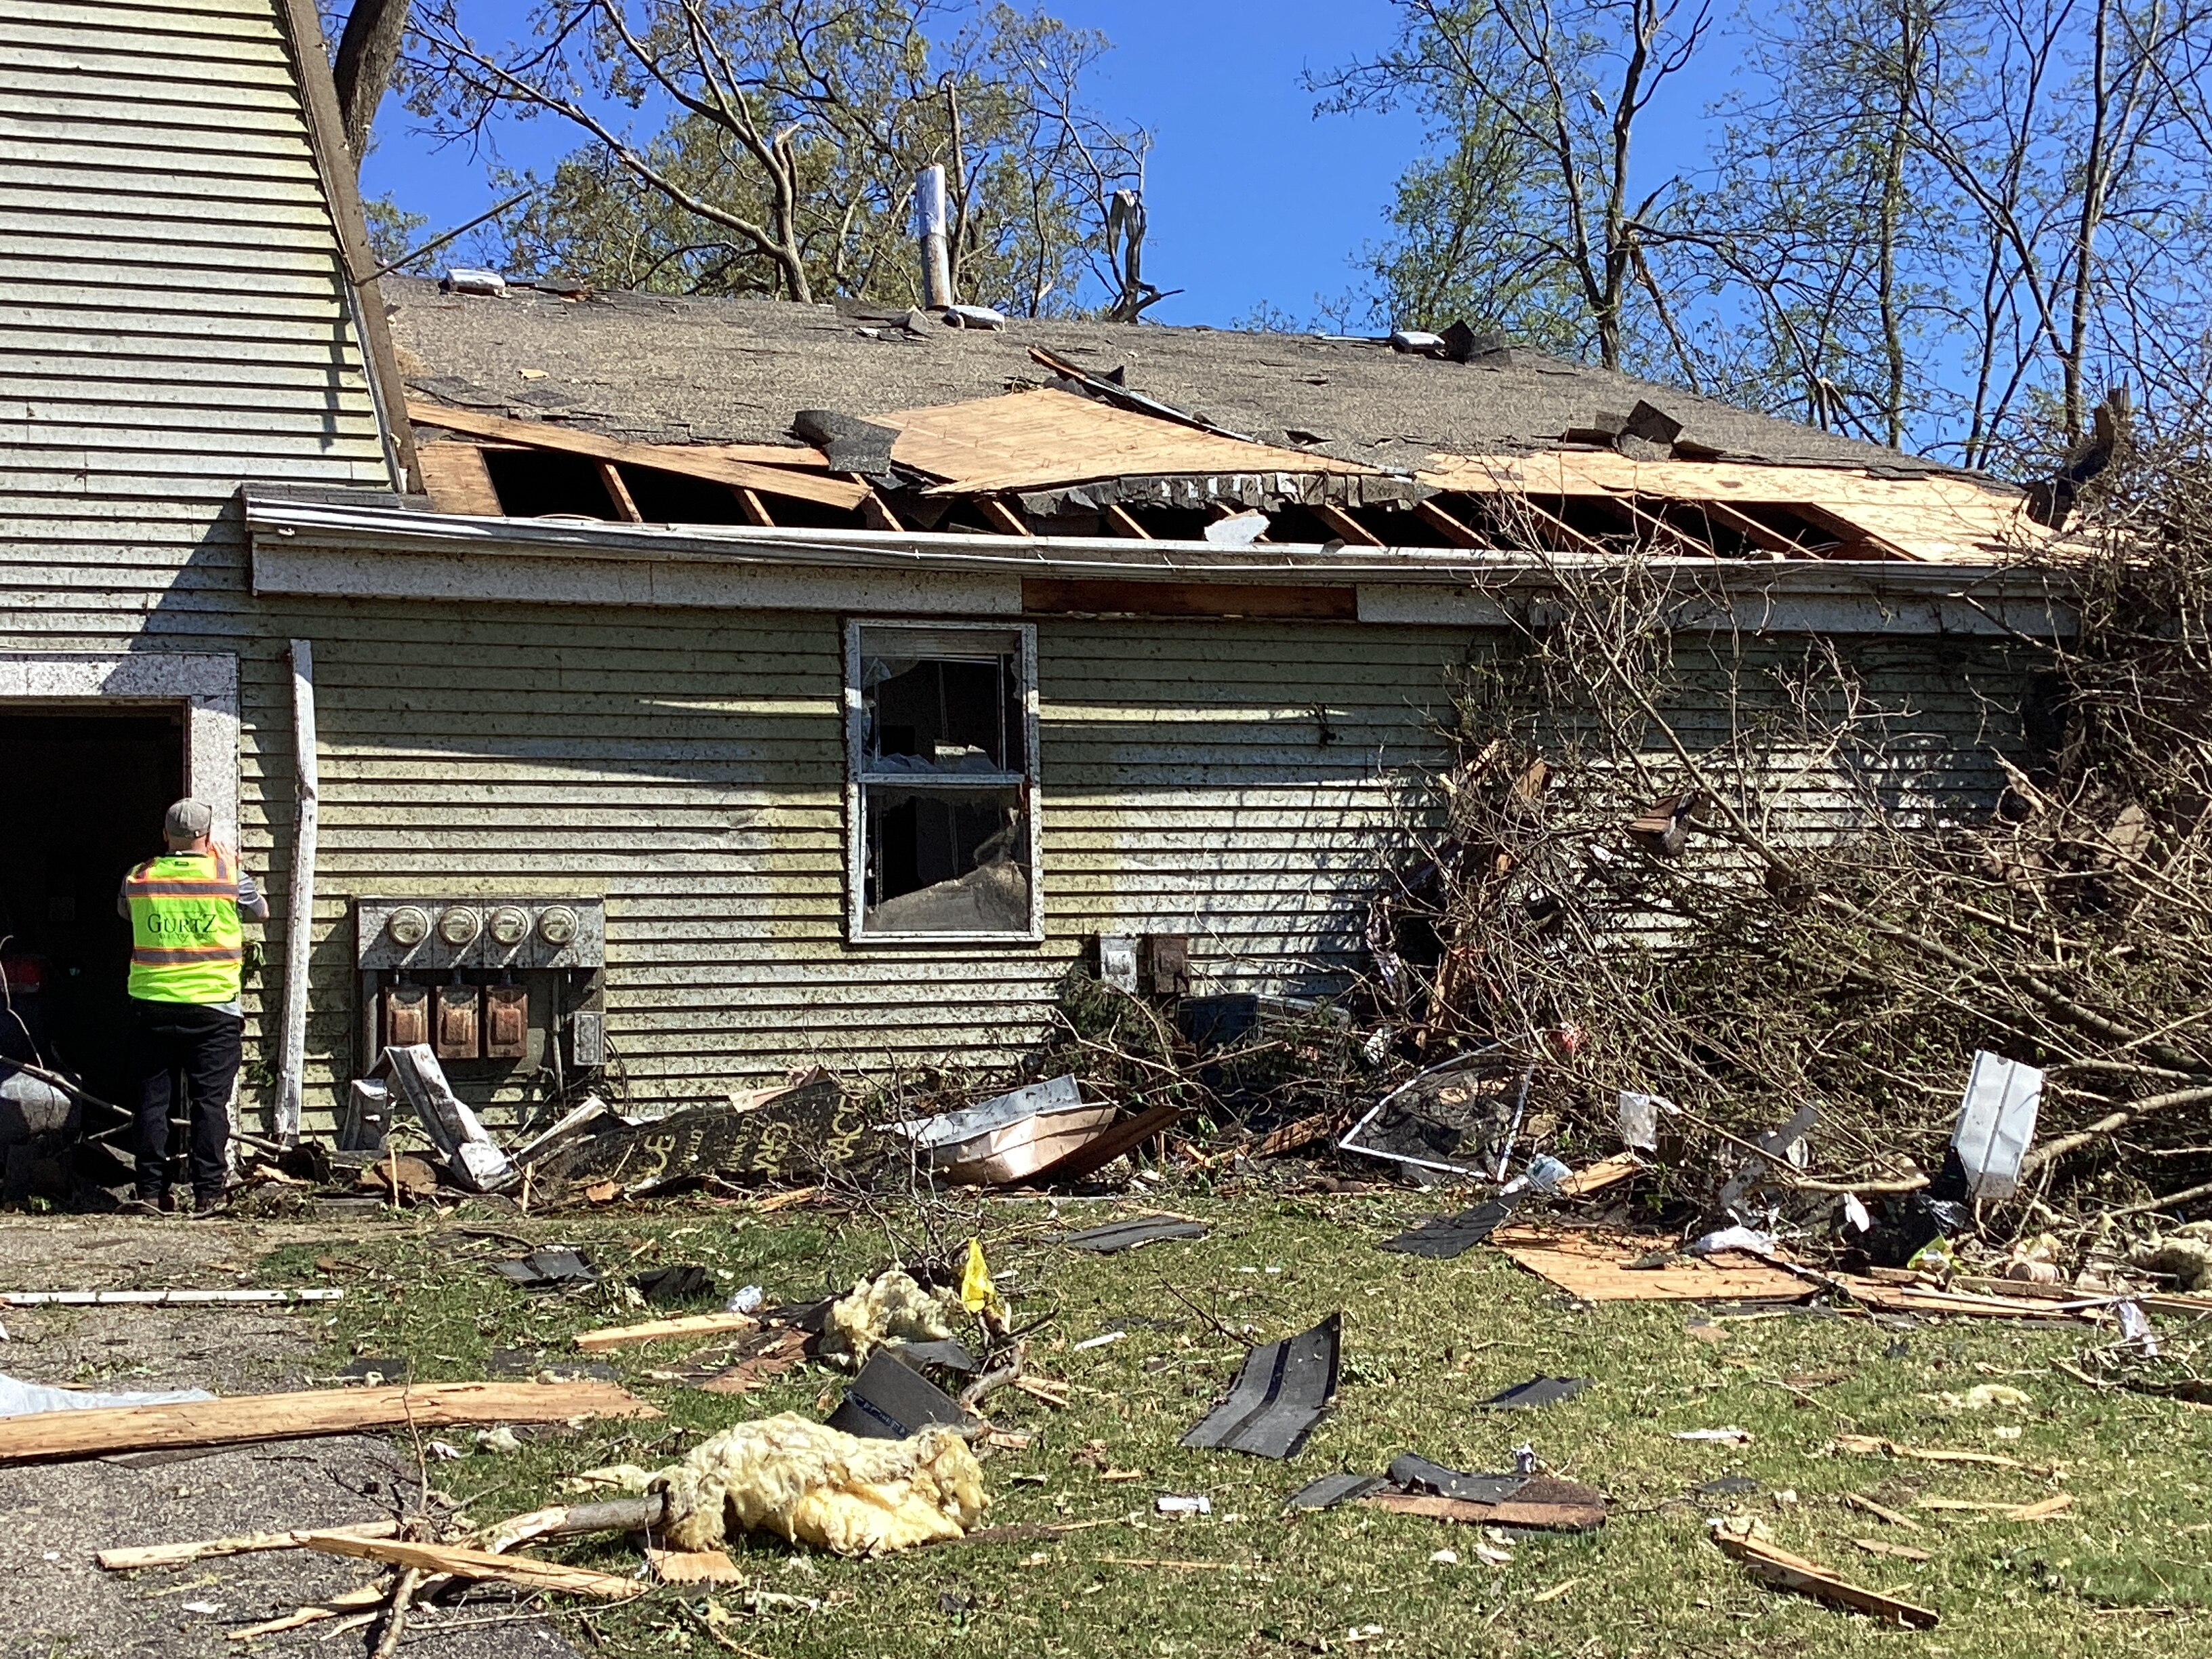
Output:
[872,388,1378,495]
[405,401,869,510]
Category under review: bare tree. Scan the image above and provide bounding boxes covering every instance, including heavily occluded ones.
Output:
[406,0,1155,314]
[1319,0,1714,372]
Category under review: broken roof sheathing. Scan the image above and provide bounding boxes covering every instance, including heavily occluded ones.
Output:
[384,276,2043,567]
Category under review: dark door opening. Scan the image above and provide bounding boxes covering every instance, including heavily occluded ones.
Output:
[0,710,186,1109]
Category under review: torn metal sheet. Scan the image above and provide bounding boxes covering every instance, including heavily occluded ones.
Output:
[1477,1376,1589,1410]
[825,1349,969,1441]
[1387,1454,1530,1504]
[1339,1044,1535,1182]
[1952,1051,2043,1200]
[890,1076,1116,1186]
[1063,1215,1210,1254]
[383,1044,514,1193]
[491,1248,598,1291]
[1181,1313,1341,1459]
[1287,1473,1388,1511]
[1378,1195,1521,1258]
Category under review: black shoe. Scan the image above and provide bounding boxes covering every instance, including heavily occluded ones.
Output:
[190,1189,229,1217]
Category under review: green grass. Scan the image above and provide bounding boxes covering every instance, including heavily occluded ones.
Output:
[258,1191,2212,1656]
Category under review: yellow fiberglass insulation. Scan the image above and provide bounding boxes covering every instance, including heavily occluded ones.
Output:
[817,1267,958,1366]
[653,1413,987,1556]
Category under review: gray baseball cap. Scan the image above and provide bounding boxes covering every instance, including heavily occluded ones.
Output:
[163,798,214,842]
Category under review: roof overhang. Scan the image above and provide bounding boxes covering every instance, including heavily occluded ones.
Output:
[241,489,2076,638]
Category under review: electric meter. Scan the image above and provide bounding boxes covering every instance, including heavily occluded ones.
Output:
[537,904,579,947]
[437,905,483,947]
[386,905,430,948]
[488,905,531,947]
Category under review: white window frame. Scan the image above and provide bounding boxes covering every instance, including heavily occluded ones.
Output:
[843,619,1042,946]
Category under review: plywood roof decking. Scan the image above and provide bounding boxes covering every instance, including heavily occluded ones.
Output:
[874,387,1378,494]
[1422,451,2043,564]
[1492,1227,1814,1302]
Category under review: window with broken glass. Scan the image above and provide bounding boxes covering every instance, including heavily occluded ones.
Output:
[844,622,1040,942]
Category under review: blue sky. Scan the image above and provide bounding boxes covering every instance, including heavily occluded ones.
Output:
[363,1,1723,329]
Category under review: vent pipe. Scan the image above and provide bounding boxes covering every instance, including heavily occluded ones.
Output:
[917,164,953,310]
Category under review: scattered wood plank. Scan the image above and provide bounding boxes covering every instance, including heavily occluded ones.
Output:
[750,1185,821,1214]
[99,1519,397,1571]
[1361,1477,1606,1534]
[1831,1433,2051,1475]
[404,401,868,510]
[0,1380,658,1465]
[1839,1276,2100,1321]
[2007,1494,2076,1521]
[1189,1108,1347,1170]
[1493,1228,1811,1304]
[1843,1492,1925,1532]
[301,1532,647,1600]
[575,1311,758,1353]
[1553,1152,1643,1197]
[1715,1534,1939,1629]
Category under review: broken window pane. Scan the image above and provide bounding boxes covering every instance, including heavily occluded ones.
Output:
[848,623,1038,940]
[861,787,1031,935]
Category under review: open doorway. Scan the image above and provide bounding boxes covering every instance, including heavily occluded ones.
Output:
[0,709,186,1109]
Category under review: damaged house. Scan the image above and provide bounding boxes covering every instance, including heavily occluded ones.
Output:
[1,0,2068,1143]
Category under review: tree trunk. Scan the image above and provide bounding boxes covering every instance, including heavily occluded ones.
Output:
[333,0,413,167]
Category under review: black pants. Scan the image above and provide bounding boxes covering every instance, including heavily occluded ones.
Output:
[131,1000,243,1202]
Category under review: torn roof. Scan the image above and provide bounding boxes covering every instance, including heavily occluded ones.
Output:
[384,276,1956,477]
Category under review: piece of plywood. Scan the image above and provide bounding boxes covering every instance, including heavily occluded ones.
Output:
[575,1311,758,1353]
[406,401,868,510]
[0,1380,658,1464]
[415,443,504,516]
[646,1545,745,1584]
[1492,1228,1811,1303]
[874,388,1376,495]
[1420,449,2045,565]
[301,1532,647,1599]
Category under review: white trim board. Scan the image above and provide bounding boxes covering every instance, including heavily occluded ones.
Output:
[0,653,241,842]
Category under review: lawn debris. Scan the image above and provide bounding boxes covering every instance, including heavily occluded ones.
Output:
[1492,1228,1811,1303]
[1673,1427,1754,1444]
[1,1374,213,1416]
[647,1544,746,1584]
[826,1349,970,1441]
[1843,1493,1925,1531]
[1380,1195,1523,1259]
[1181,1313,1341,1459]
[575,1311,760,1353]
[1552,1153,1642,1197]
[97,1519,398,1571]
[302,1530,647,1599]
[1288,1473,1389,1510]
[491,1247,598,1290]
[630,1264,718,1305]
[699,1329,813,1395]
[1952,1050,2044,1201]
[655,1412,987,1555]
[1853,1536,1933,1561]
[0,1378,657,1463]
[1711,1528,1939,1629]
[820,1268,960,1368]
[1339,1044,1535,1182]
[890,1075,1116,1185]
[1063,1214,1210,1253]
[1477,1376,1590,1410]
[1364,1479,1606,1532]
[1830,1433,2051,1473]
[382,1044,515,1192]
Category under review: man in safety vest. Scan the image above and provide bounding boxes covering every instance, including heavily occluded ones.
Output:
[117,799,269,1214]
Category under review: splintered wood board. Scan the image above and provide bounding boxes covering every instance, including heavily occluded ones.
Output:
[1418,449,2048,564]
[1837,1276,2098,1321]
[1716,1534,1939,1628]
[874,387,1375,494]
[1362,1477,1607,1533]
[1492,1229,1811,1303]
[0,1380,658,1464]
[575,1311,757,1353]
[303,1532,647,1599]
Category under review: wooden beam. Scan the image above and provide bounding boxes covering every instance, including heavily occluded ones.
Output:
[1695,497,1802,558]
[1103,502,1152,539]
[1599,491,1713,557]
[1513,497,1613,558]
[1307,501,1383,547]
[596,462,643,523]
[977,497,1030,536]
[405,401,869,511]
[1413,497,1487,549]
[574,1311,757,1353]
[414,445,503,516]
[731,487,775,527]
[301,1533,647,1601]
[0,1380,657,1464]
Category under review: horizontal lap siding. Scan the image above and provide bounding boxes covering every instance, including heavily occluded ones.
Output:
[0,0,389,1130]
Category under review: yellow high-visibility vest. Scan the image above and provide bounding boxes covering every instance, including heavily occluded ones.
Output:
[124,852,244,1004]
